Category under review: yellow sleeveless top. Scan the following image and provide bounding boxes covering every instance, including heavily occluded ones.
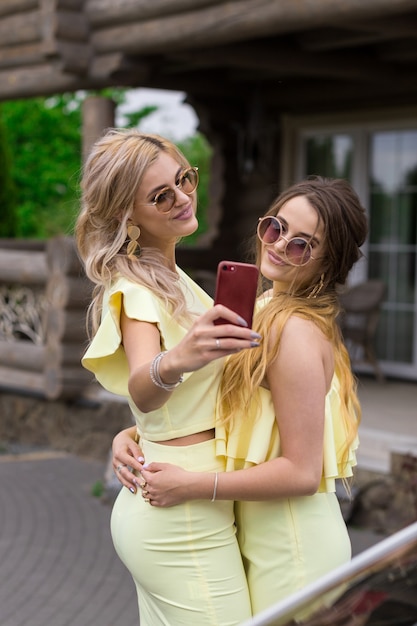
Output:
[216,368,358,492]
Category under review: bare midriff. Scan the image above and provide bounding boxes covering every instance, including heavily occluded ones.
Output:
[158,428,215,446]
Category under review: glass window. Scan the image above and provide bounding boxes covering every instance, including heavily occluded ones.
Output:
[369,130,417,364]
[305,134,353,180]
[300,126,417,375]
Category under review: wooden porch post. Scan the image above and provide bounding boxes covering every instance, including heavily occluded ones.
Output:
[81,95,115,162]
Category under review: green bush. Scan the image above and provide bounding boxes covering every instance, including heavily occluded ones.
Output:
[0,112,18,236]
[1,91,211,241]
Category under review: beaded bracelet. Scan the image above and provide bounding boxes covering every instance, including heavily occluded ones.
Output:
[149,351,184,391]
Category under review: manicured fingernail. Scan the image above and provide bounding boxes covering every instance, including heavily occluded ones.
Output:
[237,315,248,327]
[137,456,145,463]
[129,487,136,494]
[250,341,260,348]
[251,332,262,339]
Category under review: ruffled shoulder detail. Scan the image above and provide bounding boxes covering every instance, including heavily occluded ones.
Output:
[215,388,279,471]
[216,375,358,493]
[81,277,164,396]
[321,375,358,492]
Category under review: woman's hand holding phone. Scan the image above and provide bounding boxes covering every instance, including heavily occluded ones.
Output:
[213,261,259,328]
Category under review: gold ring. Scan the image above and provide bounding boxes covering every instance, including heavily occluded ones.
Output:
[140,482,147,489]
[144,498,150,503]
[142,490,149,497]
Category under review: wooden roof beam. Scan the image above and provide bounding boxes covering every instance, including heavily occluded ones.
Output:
[261,76,417,110]
[86,0,224,26]
[378,39,417,62]
[166,43,401,83]
[300,16,417,51]
[91,0,417,55]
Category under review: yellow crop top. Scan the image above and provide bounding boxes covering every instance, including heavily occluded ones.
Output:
[82,268,223,441]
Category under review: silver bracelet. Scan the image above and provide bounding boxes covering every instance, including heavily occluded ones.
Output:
[211,472,218,502]
[149,351,184,391]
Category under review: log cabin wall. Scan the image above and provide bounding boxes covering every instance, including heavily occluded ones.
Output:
[2,0,417,266]
[2,0,417,383]
[0,237,93,400]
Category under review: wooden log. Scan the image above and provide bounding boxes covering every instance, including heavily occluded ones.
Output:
[0,0,38,19]
[0,239,45,251]
[46,236,84,277]
[0,64,92,101]
[49,11,90,42]
[86,0,222,26]
[46,274,92,308]
[45,381,93,401]
[48,0,86,10]
[45,307,88,342]
[44,365,94,400]
[45,365,94,384]
[0,250,47,285]
[0,43,47,69]
[0,339,45,370]
[0,365,45,395]
[0,10,40,48]
[47,41,91,75]
[45,340,87,366]
[91,0,417,55]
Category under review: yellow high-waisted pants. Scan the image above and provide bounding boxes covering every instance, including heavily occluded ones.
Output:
[111,438,252,626]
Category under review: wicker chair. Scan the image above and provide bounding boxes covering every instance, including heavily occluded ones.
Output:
[338,280,387,383]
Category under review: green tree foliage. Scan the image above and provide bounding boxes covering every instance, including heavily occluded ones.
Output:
[1,89,211,242]
[124,105,158,128]
[1,94,84,238]
[0,111,18,237]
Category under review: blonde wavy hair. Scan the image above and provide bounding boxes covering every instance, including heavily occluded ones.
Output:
[75,129,194,336]
[219,177,368,468]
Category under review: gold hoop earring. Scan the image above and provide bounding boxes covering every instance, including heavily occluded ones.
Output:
[126,223,141,259]
[308,273,325,299]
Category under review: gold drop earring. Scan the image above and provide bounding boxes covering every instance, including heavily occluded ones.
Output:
[308,273,325,299]
[126,223,141,259]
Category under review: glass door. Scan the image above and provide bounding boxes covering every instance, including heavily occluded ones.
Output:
[299,127,417,379]
[368,130,417,371]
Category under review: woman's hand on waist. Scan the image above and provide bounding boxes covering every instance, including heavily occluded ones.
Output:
[112,426,144,494]
[140,462,212,507]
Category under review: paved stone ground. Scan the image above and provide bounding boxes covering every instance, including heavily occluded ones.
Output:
[0,448,384,626]
[1,376,414,625]
[0,451,139,626]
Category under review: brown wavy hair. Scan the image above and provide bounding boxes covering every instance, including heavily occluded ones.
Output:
[219,177,368,467]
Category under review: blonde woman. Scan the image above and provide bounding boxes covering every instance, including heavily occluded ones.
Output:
[114,177,368,620]
[76,129,259,625]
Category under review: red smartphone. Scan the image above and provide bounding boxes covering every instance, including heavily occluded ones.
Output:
[214,261,259,328]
